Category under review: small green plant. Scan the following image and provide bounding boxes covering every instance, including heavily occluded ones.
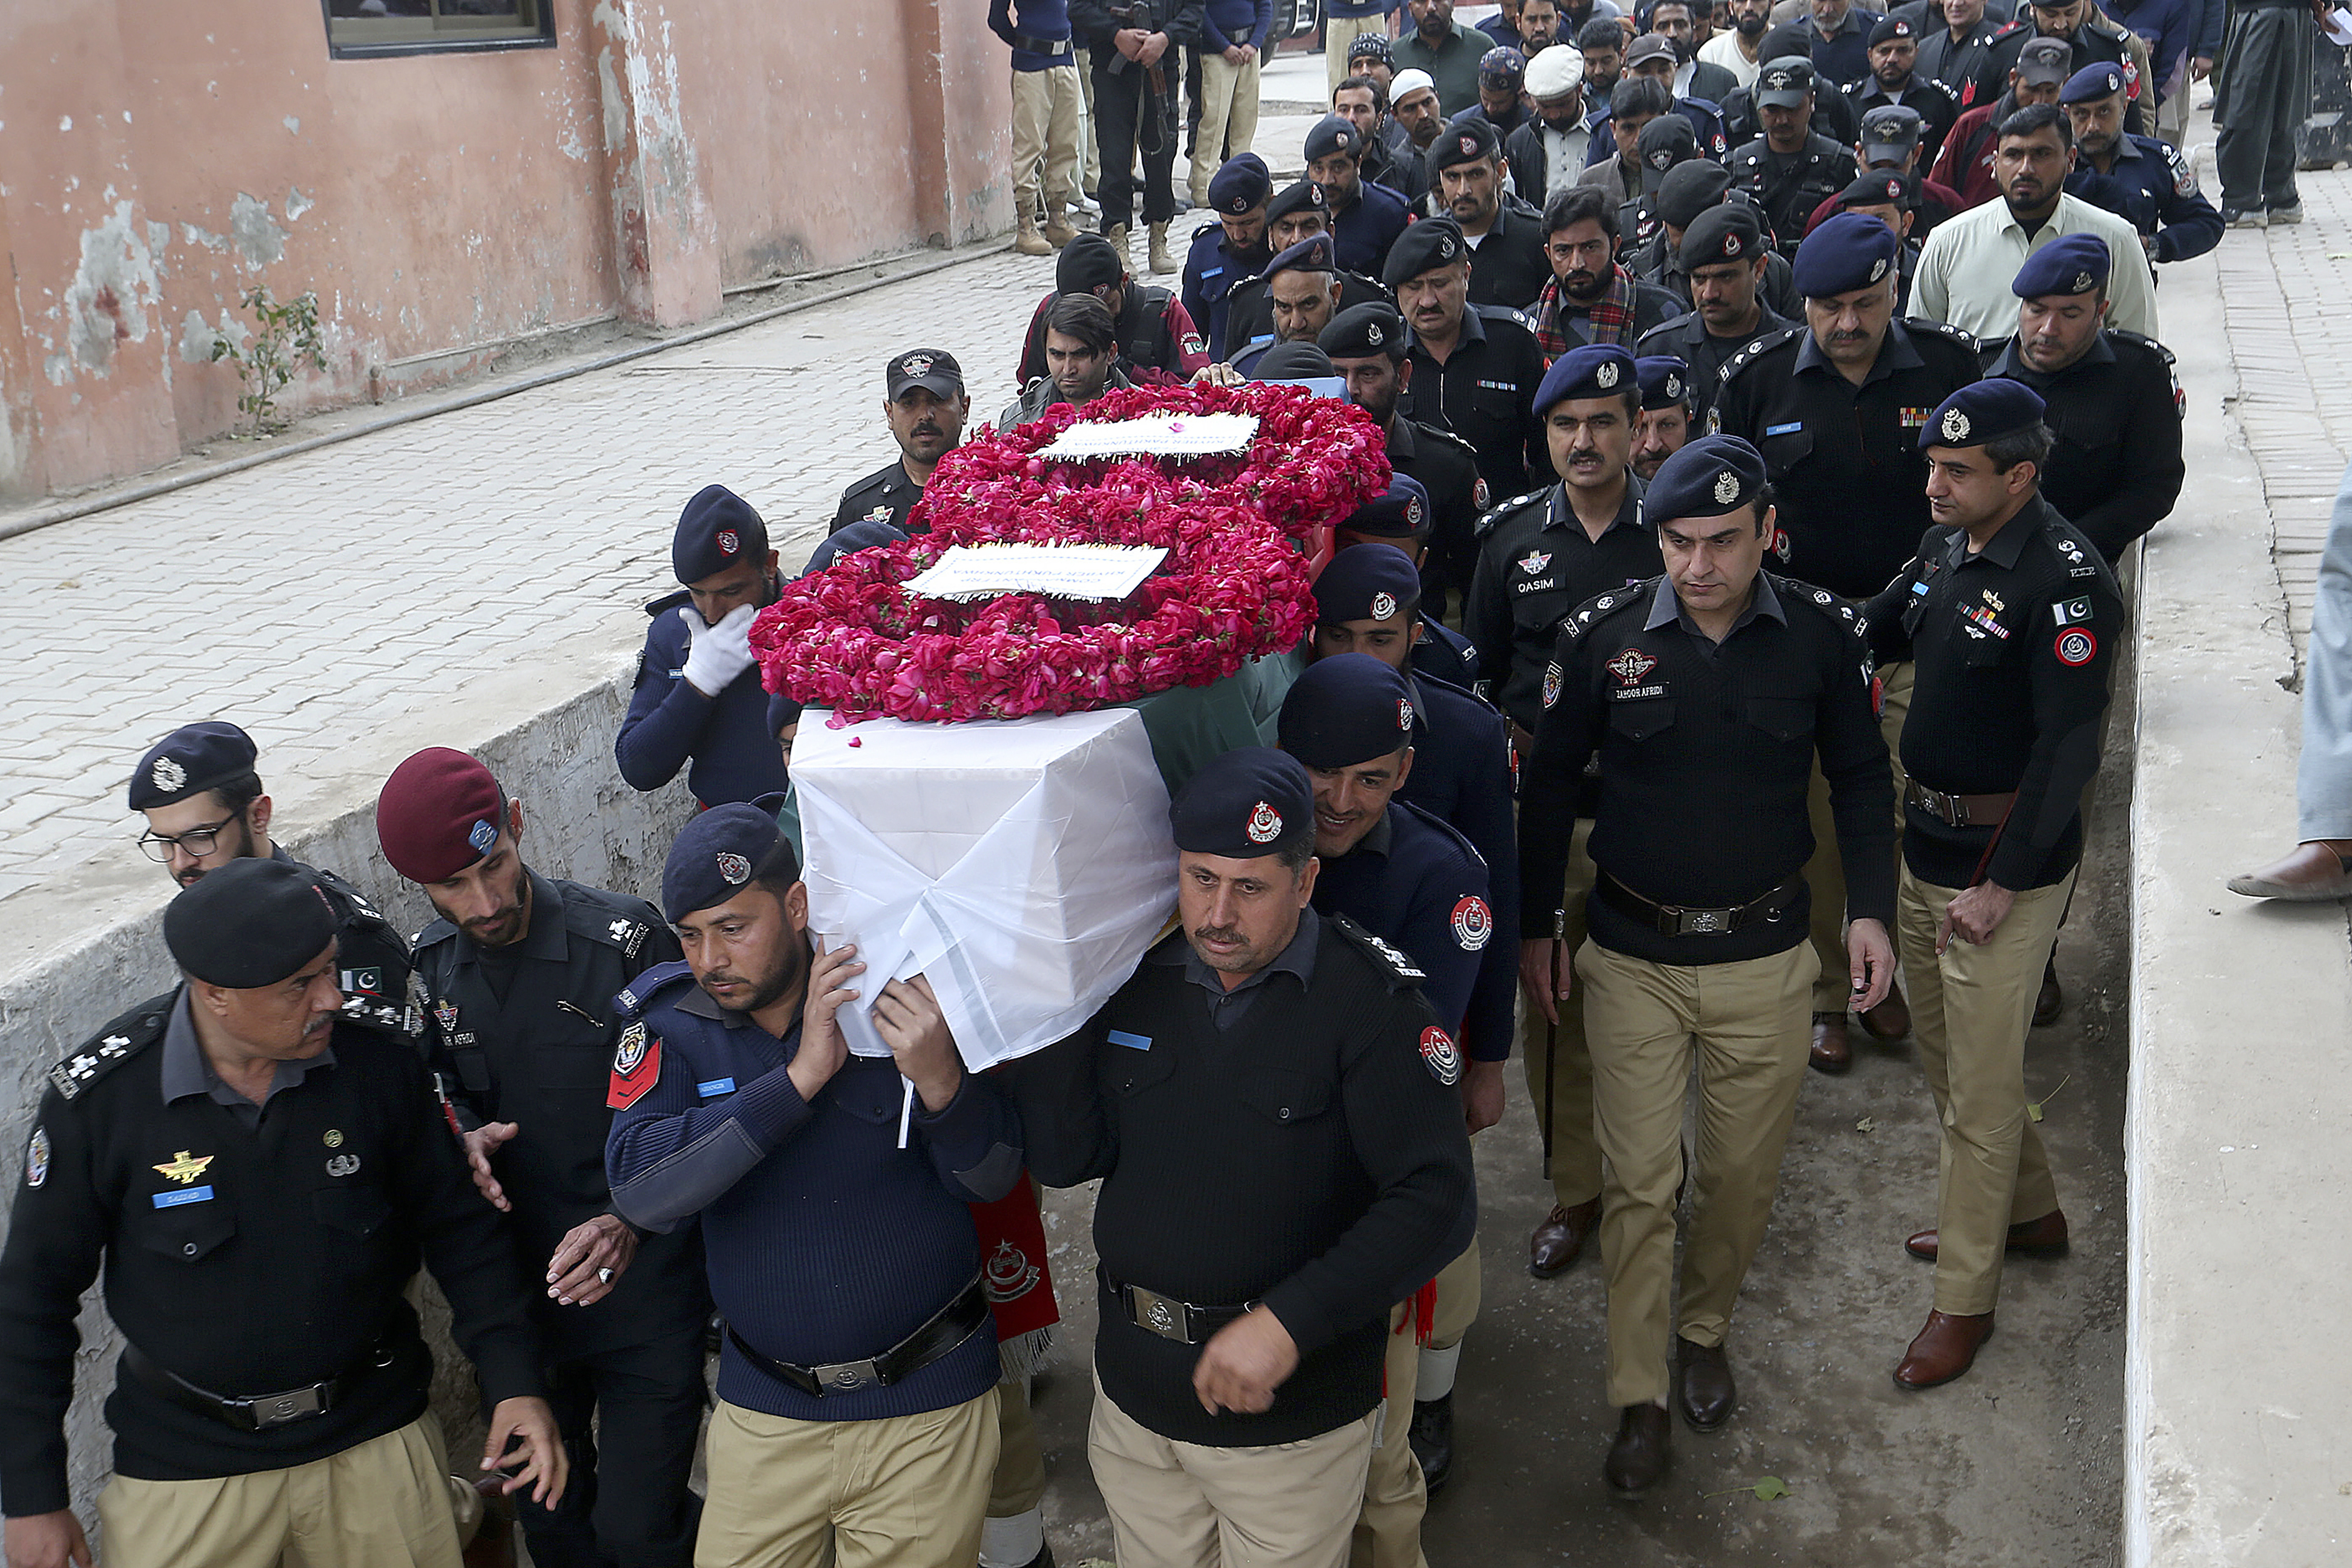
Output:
[209,284,327,437]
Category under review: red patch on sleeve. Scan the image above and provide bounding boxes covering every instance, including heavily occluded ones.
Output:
[607,1033,661,1110]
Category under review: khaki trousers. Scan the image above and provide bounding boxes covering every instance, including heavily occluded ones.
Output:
[1897,865,2073,1316]
[1350,1306,1429,1568]
[989,1375,1047,1517]
[696,1393,999,1568]
[1012,64,1084,222]
[1519,819,1603,1209]
[1805,659,1913,1009]
[1579,938,1821,1409]
[96,1417,461,1568]
[1078,62,1102,192]
[1191,51,1262,201]
[1325,16,1390,93]
[1091,1368,1374,1568]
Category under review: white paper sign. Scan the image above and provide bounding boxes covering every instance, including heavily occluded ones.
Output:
[902,543,1169,603]
[1041,412,1259,460]
[791,709,1178,1071]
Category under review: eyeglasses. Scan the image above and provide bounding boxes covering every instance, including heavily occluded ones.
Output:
[137,812,240,862]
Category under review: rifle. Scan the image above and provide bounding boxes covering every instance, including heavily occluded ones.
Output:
[1105,0,1178,154]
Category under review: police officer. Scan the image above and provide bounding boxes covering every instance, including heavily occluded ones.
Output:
[1390,218,1550,506]
[1428,118,1554,311]
[128,720,417,1047]
[832,349,971,535]
[1465,345,1661,1280]
[606,807,1023,1567]
[1182,153,1276,360]
[1321,302,1491,621]
[1228,236,1347,379]
[1016,232,1210,387]
[1628,162,1807,322]
[1319,487,1483,691]
[1220,185,1394,373]
[1914,0,2005,108]
[1002,748,1474,1568]
[1980,233,2183,562]
[616,484,793,809]
[1632,354,1695,479]
[1976,0,2154,136]
[1519,435,1896,1493]
[1828,170,1924,311]
[1730,56,1860,255]
[1634,203,1794,425]
[1859,379,2120,1389]
[2056,63,2221,266]
[1309,113,1416,277]
[378,748,707,1568]
[1843,16,1961,167]
[1711,213,1978,1067]
[0,858,564,1568]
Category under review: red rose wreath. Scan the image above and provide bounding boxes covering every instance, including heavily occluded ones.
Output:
[750,381,1390,724]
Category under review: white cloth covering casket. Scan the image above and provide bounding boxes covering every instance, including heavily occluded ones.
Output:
[790,708,1178,1072]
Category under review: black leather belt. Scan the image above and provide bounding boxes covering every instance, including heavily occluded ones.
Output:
[1100,1265,1254,1346]
[1595,871,1802,937]
[122,1340,393,1432]
[1904,779,2017,829]
[727,1278,989,1398]
[1013,31,1073,52]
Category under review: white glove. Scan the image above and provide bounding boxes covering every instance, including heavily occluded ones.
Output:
[679,603,757,697]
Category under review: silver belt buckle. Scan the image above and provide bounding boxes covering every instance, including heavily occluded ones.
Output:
[1670,905,1728,936]
[1129,1286,1193,1344]
[252,1386,326,1427]
[809,1358,882,1395]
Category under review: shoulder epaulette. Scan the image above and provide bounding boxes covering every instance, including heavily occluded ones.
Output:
[615,959,695,1020]
[1989,17,2031,40]
[311,865,397,937]
[1418,421,1478,460]
[1478,303,1541,336]
[51,995,174,1102]
[1722,323,1804,379]
[414,916,458,951]
[1563,578,1656,641]
[563,888,665,964]
[1902,316,1982,354]
[1328,913,1428,989]
[1475,488,1546,537]
[643,587,691,617]
[2107,327,2175,365]
[1772,572,1866,632]
[1394,799,1488,873]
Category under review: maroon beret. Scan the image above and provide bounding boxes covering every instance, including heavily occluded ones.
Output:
[377,748,506,884]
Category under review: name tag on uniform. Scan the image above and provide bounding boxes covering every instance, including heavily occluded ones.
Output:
[1107,1030,1153,1051]
[1202,265,1224,279]
[696,1078,737,1098]
[1764,421,1804,437]
[153,1186,214,1208]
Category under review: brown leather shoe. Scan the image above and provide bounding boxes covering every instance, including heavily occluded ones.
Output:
[1858,982,1910,1040]
[1904,1209,2070,1262]
[1530,1197,1602,1278]
[2227,841,2352,900]
[1673,1338,1736,1431]
[1604,1403,1672,1495]
[1809,1011,1852,1074]
[1894,1309,1995,1388]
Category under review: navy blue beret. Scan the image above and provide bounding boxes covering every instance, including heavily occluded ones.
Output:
[673,484,768,585]
[662,803,799,922]
[130,720,258,810]
[1920,377,2047,451]
[1336,475,1434,544]
[1250,342,1340,381]
[1265,234,1338,280]
[2011,231,2112,298]
[1169,746,1316,858]
[1678,202,1762,269]
[1382,217,1468,285]
[809,519,910,573]
[1636,355,1692,411]
[1210,153,1273,215]
[1534,343,1638,415]
[1319,300,1409,361]
[767,688,802,738]
[1279,654,1418,769]
[1479,45,1527,86]
[1315,541,1426,621]
[1266,177,1330,227]
[1791,211,1900,299]
[1306,113,1366,163]
[2059,61,2127,104]
[1427,118,1501,174]
[1644,433,1768,524]
[166,857,335,989]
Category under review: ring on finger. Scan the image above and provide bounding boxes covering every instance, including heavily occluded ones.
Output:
[597,1267,613,1284]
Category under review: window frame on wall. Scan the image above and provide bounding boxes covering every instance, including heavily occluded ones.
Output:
[321,0,556,60]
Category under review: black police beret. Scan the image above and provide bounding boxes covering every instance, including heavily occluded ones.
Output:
[166,857,336,989]
[130,720,258,811]
[768,688,802,738]
[1168,746,1314,858]
[809,519,911,573]
[2011,231,2112,298]
[1305,113,1366,163]
[1316,541,1427,622]
[1921,378,2047,451]
[1209,153,1273,215]
[1867,14,1916,46]
[1279,654,1417,770]
[1250,342,1340,382]
[1265,177,1330,227]
[885,348,963,401]
[1535,343,1638,416]
[1058,232,1127,293]
[1791,211,1899,299]
[662,803,799,924]
[1678,201,1763,268]
[1426,118,1501,176]
[2059,62,2127,103]
[1655,159,1734,229]
[1636,355,1691,411]
[1264,234,1338,280]
[1336,476,1433,544]
[1644,433,1768,524]
[1319,300,1410,362]
[1381,216,1468,286]
[673,484,768,585]
[1837,169,1914,211]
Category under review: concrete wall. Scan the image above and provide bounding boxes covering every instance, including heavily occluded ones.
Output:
[0,0,1013,499]
[0,667,700,1517]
